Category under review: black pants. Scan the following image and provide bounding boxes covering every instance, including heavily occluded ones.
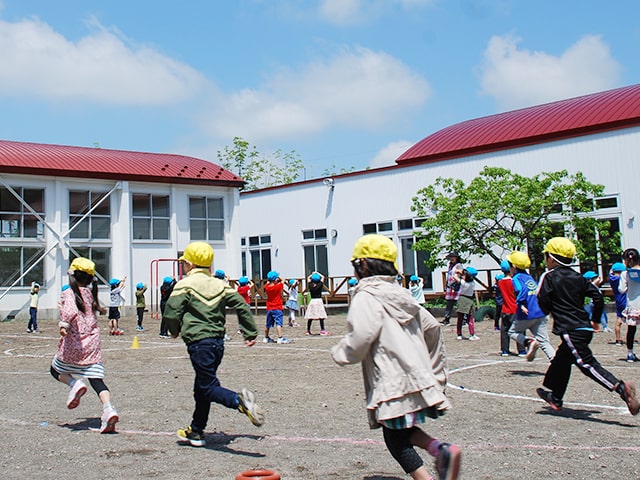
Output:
[543,330,619,400]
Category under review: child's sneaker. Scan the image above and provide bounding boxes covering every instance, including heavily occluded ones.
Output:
[100,406,119,433]
[176,425,205,446]
[263,336,276,343]
[435,442,461,480]
[238,388,264,427]
[627,352,639,363]
[319,330,331,336]
[305,331,311,336]
[136,326,144,332]
[617,381,640,415]
[115,329,124,335]
[536,387,562,411]
[500,351,509,357]
[468,335,479,341]
[288,321,300,327]
[277,336,291,344]
[66,380,87,409]
[456,335,463,340]
[525,339,539,362]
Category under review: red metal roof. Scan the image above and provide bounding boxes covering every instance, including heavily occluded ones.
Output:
[397,83,640,165]
[0,140,244,187]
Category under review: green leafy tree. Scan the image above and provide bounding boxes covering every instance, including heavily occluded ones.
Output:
[217,137,305,190]
[321,164,358,176]
[410,166,620,276]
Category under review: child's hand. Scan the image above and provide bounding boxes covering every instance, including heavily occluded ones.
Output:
[59,326,67,337]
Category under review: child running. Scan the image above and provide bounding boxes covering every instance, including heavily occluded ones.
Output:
[535,237,639,415]
[331,234,461,480]
[51,257,119,433]
[163,242,264,447]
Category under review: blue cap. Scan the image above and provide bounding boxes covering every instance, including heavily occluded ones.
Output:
[496,273,505,281]
[163,276,173,284]
[238,276,249,285]
[289,279,296,286]
[465,266,478,277]
[348,278,358,286]
[109,278,120,286]
[311,273,321,282]
[267,271,279,282]
[612,262,626,272]
[61,284,70,292]
[500,260,511,272]
[583,271,598,280]
[410,275,419,282]
[214,269,225,279]
[136,282,144,289]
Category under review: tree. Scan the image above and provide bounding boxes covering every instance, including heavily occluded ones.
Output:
[410,166,620,276]
[217,137,305,190]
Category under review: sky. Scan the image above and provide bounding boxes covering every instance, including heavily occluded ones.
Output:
[0,1,639,180]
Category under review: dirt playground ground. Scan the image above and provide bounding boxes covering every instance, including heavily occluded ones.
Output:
[1,312,639,479]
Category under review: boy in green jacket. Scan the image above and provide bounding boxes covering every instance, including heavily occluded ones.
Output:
[164,241,264,447]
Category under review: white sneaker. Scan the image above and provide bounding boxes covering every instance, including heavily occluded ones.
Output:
[277,336,291,344]
[66,380,87,410]
[100,406,119,433]
[469,335,480,341]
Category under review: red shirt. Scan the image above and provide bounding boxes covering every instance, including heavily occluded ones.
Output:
[237,285,251,304]
[497,277,517,314]
[264,281,284,310]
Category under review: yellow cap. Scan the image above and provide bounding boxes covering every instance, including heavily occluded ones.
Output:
[543,237,576,259]
[69,257,96,276]
[351,234,398,266]
[507,251,531,270]
[179,241,214,267]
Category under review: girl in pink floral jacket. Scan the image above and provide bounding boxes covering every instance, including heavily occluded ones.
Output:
[50,257,119,434]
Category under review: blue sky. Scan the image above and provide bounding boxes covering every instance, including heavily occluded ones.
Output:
[0,1,638,180]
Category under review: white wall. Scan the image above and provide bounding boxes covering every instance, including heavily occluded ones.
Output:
[239,126,640,292]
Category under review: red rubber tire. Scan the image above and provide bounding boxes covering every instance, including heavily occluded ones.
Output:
[235,470,281,480]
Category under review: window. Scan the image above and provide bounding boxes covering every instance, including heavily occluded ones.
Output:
[189,197,224,241]
[400,237,432,289]
[69,191,111,239]
[70,247,111,281]
[0,246,44,287]
[242,235,271,280]
[132,194,170,240]
[0,187,45,239]
[362,222,392,234]
[302,229,328,276]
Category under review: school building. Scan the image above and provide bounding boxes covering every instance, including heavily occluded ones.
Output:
[2,83,640,320]
[238,83,640,299]
[0,140,244,320]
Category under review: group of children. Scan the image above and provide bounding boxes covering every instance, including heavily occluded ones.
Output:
[43,234,640,480]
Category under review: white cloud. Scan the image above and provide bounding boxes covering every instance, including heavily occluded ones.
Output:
[204,46,431,142]
[317,0,434,25]
[369,140,415,168]
[0,16,206,105]
[479,34,621,111]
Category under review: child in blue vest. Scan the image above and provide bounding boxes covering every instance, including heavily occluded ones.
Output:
[507,251,555,361]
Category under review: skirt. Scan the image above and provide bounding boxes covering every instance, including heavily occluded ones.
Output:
[285,299,299,311]
[304,298,327,319]
[52,356,105,379]
[456,295,475,315]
